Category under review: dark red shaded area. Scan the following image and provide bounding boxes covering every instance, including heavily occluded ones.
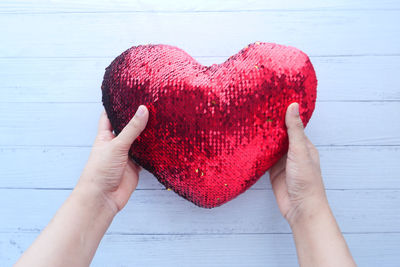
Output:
[102,42,317,208]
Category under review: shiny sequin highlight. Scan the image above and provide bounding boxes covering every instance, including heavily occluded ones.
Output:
[101,42,317,208]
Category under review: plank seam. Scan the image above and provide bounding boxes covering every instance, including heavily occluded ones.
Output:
[1,8,400,15]
[1,100,399,104]
[1,230,399,235]
[0,187,398,191]
[1,144,399,148]
[1,54,400,59]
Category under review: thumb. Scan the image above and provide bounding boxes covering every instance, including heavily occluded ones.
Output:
[285,102,307,148]
[114,105,149,150]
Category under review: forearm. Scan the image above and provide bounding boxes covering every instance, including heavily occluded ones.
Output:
[289,199,356,267]
[15,183,116,267]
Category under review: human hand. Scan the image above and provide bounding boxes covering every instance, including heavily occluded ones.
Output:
[77,105,149,214]
[269,102,327,226]
[15,105,150,267]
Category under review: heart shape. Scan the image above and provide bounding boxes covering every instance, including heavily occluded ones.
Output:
[101,42,317,208]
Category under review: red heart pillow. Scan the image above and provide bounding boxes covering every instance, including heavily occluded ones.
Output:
[101,42,317,208]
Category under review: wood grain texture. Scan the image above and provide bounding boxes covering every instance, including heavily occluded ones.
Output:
[1,56,399,103]
[2,0,400,13]
[1,146,399,190]
[1,102,399,146]
[1,189,399,234]
[2,233,399,267]
[0,11,399,59]
[1,0,399,266]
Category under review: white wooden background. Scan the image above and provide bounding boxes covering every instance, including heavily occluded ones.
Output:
[1,0,399,266]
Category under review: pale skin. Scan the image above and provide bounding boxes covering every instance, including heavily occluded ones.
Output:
[15,103,356,267]
[269,103,356,267]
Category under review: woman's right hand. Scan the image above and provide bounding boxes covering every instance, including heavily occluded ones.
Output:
[269,102,356,267]
[269,102,328,226]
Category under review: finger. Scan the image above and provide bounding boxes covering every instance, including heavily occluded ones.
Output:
[132,161,142,172]
[305,138,320,164]
[126,159,141,183]
[269,154,287,180]
[114,105,149,149]
[120,160,140,198]
[98,110,113,133]
[268,165,291,215]
[285,102,308,152]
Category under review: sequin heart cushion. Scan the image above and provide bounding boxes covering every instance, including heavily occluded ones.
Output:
[101,42,317,208]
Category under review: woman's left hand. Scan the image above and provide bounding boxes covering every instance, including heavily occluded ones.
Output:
[78,105,149,214]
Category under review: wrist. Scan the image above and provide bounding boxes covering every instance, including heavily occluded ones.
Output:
[73,179,119,218]
[287,196,356,266]
[286,195,331,229]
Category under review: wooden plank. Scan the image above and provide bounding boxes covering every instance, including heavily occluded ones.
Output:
[0,58,105,103]
[0,102,399,146]
[1,56,399,103]
[0,11,399,58]
[1,0,399,13]
[0,146,399,190]
[309,102,400,145]
[0,2,398,267]
[2,232,399,267]
[0,189,399,234]
[314,56,400,101]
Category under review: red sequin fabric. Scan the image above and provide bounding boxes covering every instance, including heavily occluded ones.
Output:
[101,42,317,208]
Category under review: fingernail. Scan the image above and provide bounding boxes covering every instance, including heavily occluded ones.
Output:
[135,105,146,117]
[292,103,299,115]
